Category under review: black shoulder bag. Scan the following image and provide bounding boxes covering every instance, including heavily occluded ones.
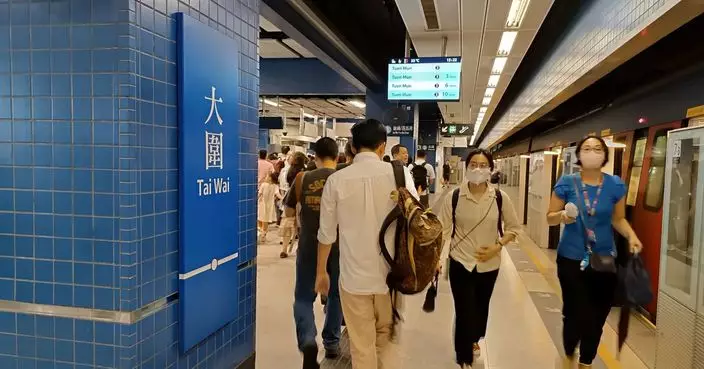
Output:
[571,175,617,273]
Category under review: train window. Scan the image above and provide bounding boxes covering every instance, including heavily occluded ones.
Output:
[663,135,699,298]
[643,131,668,211]
[626,138,647,206]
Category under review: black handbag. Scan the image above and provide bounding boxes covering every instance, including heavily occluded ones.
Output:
[571,176,617,273]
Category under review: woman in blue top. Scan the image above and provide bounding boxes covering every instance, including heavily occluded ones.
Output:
[547,136,642,369]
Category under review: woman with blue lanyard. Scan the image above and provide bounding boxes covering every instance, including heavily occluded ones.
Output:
[547,136,643,369]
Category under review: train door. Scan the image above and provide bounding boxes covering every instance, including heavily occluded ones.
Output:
[630,121,683,319]
[654,126,704,369]
[527,151,558,248]
[518,155,529,224]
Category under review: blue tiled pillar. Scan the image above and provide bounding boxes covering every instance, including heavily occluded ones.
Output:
[0,1,259,368]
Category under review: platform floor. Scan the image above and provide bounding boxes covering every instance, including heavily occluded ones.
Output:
[254,189,654,369]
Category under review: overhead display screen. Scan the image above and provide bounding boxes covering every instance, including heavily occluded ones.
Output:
[388,57,461,101]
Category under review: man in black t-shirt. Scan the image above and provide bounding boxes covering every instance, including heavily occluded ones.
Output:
[285,137,342,369]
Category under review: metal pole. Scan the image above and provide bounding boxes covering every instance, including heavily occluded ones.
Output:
[405,32,420,155]
[299,108,305,136]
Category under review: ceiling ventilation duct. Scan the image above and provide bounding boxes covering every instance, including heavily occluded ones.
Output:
[420,0,440,30]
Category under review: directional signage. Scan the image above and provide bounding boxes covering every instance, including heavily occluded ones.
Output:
[385,124,413,136]
[387,57,462,101]
[440,124,473,136]
[418,144,436,151]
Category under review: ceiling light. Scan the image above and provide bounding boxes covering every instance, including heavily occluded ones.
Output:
[544,150,560,155]
[482,97,492,105]
[484,88,495,98]
[263,99,279,107]
[497,31,518,56]
[491,57,507,74]
[506,0,531,29]
[479,107,488,113]
[488,75,500,88]
[520,154,530,159]
[348,100,366,109]
[303,112,316,119]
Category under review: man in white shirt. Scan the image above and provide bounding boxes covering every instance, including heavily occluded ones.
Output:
[316,119,418,369]
[408,150,435,207]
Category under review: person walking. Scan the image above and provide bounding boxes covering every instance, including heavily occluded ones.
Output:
[438,149,521,369]
[258,149,275,185]
[409,150,435,207]
[279,152,308,258]
[286,138,343,369]
[442,161,451,188]
[258,172,282,243]
[336,142,355,171]
[315,119,418,369]
[546,135,642,369]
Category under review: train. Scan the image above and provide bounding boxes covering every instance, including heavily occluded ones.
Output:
[490,111,704,324]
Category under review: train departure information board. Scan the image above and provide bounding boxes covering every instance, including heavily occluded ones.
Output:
[388,57,462,101]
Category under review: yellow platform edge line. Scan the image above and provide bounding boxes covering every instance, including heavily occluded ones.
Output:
[515,241,623,369]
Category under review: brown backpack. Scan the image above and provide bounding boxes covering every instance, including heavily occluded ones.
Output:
[379,161,444,296]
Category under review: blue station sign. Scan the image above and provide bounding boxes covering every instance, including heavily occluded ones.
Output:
[176,13,240,353]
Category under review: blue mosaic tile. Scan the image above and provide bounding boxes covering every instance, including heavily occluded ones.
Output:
[0,0,258,367]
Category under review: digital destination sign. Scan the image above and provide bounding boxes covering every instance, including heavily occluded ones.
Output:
[387,57,462,101]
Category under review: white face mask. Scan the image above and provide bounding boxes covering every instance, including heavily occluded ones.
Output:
[466,168,491,184]
[580,151,605,169]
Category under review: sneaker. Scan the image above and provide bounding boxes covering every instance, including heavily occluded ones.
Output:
[302,344,319,369]
[324,347,340,359]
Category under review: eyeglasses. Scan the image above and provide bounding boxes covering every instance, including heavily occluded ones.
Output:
[468,162,490,169]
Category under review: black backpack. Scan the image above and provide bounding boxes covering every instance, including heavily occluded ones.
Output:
[410,162,429,189]
[451,188,504,238]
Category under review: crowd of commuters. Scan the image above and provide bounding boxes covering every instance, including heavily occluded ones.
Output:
[254,123,643,369]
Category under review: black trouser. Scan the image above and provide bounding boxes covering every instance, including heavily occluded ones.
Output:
[557,255,617,365]
[448,258,499,366]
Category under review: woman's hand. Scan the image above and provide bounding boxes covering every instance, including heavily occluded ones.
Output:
[629,235,643,254]
[561,211,576,224]
[475,243,502,262]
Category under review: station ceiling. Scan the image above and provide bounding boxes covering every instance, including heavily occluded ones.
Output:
[395,0,554,145]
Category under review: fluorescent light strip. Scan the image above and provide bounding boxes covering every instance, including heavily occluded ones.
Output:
[488,75,500,88]
[484,88,495,98]
[479,107,487,113]
[263,99,279,107]
[482,97,492,105]
[492,57,507,74]
[497,31,518,56]
[348,100,366,109]
[506,0,531,29]
[303,113,316,119]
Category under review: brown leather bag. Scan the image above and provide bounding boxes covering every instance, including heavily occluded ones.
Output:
[379,162,443,295]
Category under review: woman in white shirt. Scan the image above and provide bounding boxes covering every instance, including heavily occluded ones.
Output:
[439,149,521,369]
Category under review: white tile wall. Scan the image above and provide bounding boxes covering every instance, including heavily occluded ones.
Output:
[480,0,680,148]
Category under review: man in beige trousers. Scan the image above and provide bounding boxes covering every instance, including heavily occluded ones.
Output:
[315,119,418,369]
